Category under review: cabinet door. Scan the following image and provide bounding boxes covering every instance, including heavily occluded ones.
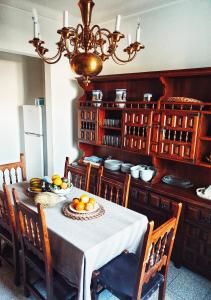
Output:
[158,111,200,161]
[78,109,98,143]
[122,111,152,155]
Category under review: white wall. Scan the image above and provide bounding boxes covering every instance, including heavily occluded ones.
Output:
[0,0,210,175]
[101,0,211,74]
[0,2,81,175]
[0,52,44,164]
[45,59,83,175]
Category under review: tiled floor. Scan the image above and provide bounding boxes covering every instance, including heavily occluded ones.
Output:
[0,261,210,300]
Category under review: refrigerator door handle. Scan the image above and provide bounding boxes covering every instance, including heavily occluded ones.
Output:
[25,132,43,137]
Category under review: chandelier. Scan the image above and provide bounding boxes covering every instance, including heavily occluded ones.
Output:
[30,0,145,85]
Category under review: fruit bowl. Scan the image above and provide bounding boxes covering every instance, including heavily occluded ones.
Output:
[49,183,73,195]
[70,194,97,213]
[69,202,99,214]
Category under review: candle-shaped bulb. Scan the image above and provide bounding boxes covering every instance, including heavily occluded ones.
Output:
[115,15,121,32]
[127,34,132,46]
[136,22,141,42]
[63,10,68,27]
[32,8,38,23]
[34,22,39,39]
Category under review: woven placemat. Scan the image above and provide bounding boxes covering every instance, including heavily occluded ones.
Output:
[62,203,105,220]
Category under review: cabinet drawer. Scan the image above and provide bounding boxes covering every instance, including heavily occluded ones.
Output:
[149,193,172,211]
[185,205,211,227]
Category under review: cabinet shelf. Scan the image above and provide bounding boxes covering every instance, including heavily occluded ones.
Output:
[200,137,211,141]
[198,162,211,168]
[100,126,121,131]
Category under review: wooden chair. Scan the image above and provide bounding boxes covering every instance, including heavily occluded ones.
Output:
[64,157,91,192]
[91,202,182,300]
[97,166,131,208]
[0,153,26,187]
[0,184,20,285]
[13,188,77,300]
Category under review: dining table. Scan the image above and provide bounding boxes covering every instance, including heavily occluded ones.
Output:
[8,182,148,300]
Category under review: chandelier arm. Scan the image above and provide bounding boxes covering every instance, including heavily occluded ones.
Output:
[111,50,137,64]
[36,49,63,64]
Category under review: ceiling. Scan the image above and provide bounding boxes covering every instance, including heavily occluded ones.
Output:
[0,0,182,23]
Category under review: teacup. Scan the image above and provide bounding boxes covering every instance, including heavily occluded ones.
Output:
[139,168,155,182]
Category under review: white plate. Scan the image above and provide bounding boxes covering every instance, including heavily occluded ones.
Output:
[69,202,99,214]
[49,183,73,195]
[196,188,211,200]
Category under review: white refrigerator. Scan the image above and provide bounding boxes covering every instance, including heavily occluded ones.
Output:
[23,105,47,179]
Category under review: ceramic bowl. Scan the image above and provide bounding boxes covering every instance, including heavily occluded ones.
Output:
[104,159,123,171]
[139,168,155,182]
[121,163,134,173]
[130,165,142,179]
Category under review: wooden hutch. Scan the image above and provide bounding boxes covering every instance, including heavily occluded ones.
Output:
[75,67,211,280]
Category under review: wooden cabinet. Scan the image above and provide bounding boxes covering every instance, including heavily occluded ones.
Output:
[158,111,200,161]
[76,67,211,280]
[78,108,98,143]
[122,110,152,154]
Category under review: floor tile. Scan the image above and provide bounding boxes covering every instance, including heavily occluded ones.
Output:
[170,266,211,300]
[167,261,181,286]
[204,289,211,300]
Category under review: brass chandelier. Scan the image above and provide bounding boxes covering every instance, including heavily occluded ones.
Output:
[30,0,145,85]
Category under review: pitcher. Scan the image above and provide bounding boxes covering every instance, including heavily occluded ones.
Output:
[115,89,127,108]
[92,90,103,107]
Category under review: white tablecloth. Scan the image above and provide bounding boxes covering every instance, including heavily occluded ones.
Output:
[9,182,148,300]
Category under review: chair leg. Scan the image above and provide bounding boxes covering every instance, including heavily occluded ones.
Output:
[13,246,20,286]
[23,260,30,297]
[91,272,100,300]
[0,237,2,267]
[158,281,167,300]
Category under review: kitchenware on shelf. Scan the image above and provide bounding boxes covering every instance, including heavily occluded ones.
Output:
[139,167,155,182]
[92,90,103,107]
[162,175,194,188]
[143,93,152,102]
[104,159,123,171]
[196,185,211,200]
[115,89,127,108]
[130,165,142,179]
[121,163,134,173]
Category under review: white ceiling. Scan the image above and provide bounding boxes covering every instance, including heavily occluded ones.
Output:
[0,0,182,23]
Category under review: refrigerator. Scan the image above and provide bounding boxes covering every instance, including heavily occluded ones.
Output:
[23,105,47,179]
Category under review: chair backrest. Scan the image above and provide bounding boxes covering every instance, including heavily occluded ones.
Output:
[134,202,182,300]
[97,166,131,208]
[0,154,26,187]
[13,188,53,296]
[64,157,91,192]
[0,184,16,234]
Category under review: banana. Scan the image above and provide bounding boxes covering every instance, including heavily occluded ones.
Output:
[30,187,42,192]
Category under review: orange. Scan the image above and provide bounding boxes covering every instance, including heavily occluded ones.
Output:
[72,198,80,208]
[85,203,94,211]
[80,194,89,203]
[76,202,85,211]
[88,197,95,205]
[53,178,62,186]
[61,182,68,189]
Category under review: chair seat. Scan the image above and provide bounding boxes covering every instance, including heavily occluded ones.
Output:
[96,252,164,300]
[0,224,12,244]
[32,272,77,300]
[26,249,77,300]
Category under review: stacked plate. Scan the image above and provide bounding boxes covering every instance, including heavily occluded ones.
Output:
[104,159,123,171]
[121,163,134,173]
[162,175,193,188]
